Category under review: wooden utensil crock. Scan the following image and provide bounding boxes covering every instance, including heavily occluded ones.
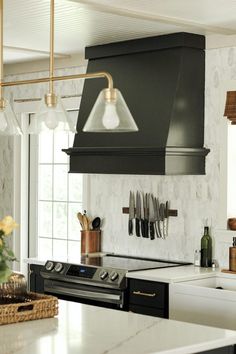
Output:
[81,230,101,254]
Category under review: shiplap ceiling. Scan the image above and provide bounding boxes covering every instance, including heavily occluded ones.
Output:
[4,0,236,64]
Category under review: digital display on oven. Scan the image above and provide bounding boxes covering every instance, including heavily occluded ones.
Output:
[66,265,96,278]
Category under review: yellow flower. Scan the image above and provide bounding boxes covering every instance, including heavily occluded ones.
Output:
[0,216,18,236]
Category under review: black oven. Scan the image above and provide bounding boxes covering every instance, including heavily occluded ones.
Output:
[40,254,190,310]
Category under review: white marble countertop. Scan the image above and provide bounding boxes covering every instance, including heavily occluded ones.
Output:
[1,300,236,354]
[126,264,220,283]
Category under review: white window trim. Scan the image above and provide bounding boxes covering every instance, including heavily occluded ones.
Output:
[12,97,89,275]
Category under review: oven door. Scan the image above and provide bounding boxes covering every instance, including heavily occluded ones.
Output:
[44,279,127,310]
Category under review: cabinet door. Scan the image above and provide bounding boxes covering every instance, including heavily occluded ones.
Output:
[129,279,169,318]
[28,264,44,293]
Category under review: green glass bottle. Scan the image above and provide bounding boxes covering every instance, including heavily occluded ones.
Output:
[200,226,212,267]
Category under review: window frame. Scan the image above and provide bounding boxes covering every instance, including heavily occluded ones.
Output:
[13,97,89,275]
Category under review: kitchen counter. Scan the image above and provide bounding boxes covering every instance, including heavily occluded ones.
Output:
[127,264,220,283]
[1,300,236,354]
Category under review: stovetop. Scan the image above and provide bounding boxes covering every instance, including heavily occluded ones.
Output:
[78,254,191,272]
[41,254,191,290]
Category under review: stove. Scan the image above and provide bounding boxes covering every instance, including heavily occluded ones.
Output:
[40,254,191,310]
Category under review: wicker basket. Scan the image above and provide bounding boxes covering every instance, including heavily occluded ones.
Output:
[0,292,58,325]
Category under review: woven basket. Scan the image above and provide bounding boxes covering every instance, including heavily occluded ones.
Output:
[0,292,58,325]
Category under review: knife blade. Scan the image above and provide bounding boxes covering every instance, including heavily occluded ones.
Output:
[140,193,145,237]
[164,201,169,238]
[148,194,155,240]
[144,193,149,237]
[155,197,162,238]
[135,191,141,237]
[128,191,135,236]
[160,202,166,239]
[143,193,149,238]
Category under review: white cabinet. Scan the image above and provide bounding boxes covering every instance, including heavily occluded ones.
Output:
[169,275,236,330]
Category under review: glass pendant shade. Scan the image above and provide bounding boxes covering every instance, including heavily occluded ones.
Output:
[28,94,76,134]
[83,88,138,132]
[0,99,22,135]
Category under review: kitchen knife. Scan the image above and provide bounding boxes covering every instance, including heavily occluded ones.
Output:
[164,201,169,238]
[143,193,149,238]
[160,203,166,239]
[140,193,145,237]
[148,194,155,240]
[155,197,162,238]
[135,191,141,237]
[128,191,135,236]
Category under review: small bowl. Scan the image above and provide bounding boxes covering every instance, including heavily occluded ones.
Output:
[228,218,236,230]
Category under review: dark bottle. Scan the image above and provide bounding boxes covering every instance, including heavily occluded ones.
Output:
[200,226,212,267]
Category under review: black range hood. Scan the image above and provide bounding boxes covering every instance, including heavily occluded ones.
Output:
[64,32,210,175]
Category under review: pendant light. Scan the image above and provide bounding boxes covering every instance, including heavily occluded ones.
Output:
[1,0,138,134]
[28,0,74,134]
[0,0,22,136]
[82,88,138,132]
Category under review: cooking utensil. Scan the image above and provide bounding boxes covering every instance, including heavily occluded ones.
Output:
[92,217,101,230]
[159,203,165,239]
[154,197,162,238]
[148,194,155,240]
[128,191,135,236]
[164,201,169,238]
[135,191,141,237]
[77,212,84,229]
[140,193,145,237]
[143,193,149,238]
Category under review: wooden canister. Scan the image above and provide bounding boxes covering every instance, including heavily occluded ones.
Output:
[229,247,236,272]
[81,230,101,254]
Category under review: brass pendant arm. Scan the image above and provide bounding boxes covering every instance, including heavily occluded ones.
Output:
[1,71,114,90]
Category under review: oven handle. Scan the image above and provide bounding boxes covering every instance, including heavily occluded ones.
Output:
[44,284,121,301]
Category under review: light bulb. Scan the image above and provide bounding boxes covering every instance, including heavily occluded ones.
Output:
[45,109,59,130]
[0,111,7,132]
[102,102,120,130]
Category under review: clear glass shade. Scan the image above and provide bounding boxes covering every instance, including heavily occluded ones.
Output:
[28,95,76,134]
[0,99,22,136]
[83,88,138,132]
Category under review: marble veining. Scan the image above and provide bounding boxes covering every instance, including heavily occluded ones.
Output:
[1,300,236,354]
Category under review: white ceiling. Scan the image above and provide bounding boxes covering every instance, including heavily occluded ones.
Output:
[4,0,236,64]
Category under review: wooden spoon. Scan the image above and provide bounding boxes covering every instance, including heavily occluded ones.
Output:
[77,212,84,229]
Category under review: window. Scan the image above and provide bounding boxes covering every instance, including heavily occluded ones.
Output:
[29,110,83,260]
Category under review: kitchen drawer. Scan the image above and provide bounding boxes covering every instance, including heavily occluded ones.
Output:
[129,279,168,309]
[129,304,166,318]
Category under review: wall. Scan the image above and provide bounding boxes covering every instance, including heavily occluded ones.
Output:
[1,45,236,267]
[86,46,235,266]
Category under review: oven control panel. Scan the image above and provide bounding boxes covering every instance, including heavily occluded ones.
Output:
[41,260,127,289]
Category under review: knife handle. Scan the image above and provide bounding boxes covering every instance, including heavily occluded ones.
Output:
[144,219,149,238]
[141,219,145,237]
[135,218,141,237]
[149,222,155,240]
[128,219,133,236]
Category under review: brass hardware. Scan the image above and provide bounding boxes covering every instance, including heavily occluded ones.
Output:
[45,92,57,107]
[132,290,157,297]
[0,0,114,96]
[103,88,117,102]
[1,71,114,90]
[0,97,5,110]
